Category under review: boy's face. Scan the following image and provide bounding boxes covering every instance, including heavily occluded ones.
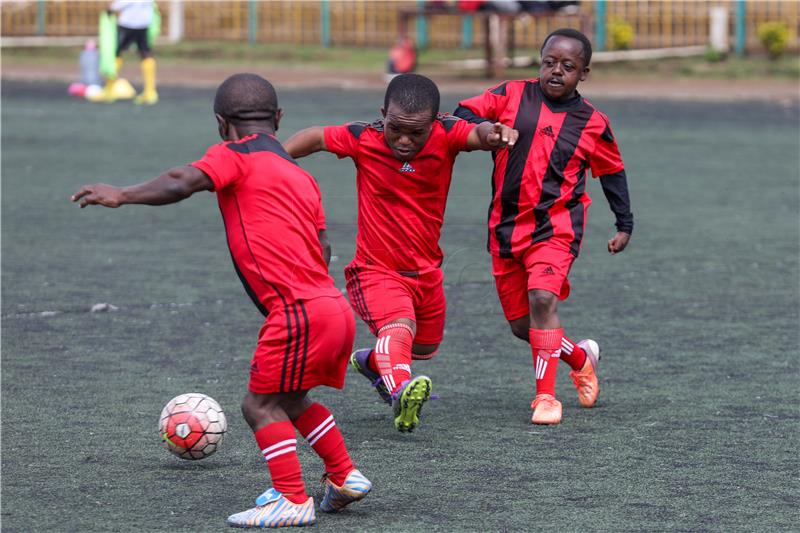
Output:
[539,35,589,102]
[381,102,435,162]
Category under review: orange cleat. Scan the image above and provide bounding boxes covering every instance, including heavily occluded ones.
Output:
[531,394,562,425]
[570,339,600,408]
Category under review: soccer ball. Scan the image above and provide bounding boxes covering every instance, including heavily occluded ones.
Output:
[159,393,227,460]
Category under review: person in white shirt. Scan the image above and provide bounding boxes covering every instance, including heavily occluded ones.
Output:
[108,0,158,105]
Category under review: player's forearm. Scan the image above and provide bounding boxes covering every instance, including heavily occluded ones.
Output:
[453,105,492,125]
[120,167,208,205]
[599,170,633,234]
[284,127,327,159]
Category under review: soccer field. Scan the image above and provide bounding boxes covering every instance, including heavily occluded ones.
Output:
[2,80,798,532]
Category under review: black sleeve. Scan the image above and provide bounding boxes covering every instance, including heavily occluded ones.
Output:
[453,105,492,125]
[599,170,633,234]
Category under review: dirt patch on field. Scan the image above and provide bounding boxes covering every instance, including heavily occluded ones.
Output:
[3,61,798,103]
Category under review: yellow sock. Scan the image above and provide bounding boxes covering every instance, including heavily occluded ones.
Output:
[141,57,157,95]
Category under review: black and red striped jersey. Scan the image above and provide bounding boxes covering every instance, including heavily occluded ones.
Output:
[456,78,625,258]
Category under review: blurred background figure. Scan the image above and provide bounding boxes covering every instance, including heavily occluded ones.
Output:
[385,36,417,81]
[98,0,159,104]
[68,39,101,99]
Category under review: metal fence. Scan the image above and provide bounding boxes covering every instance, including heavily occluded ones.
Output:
[2,1,798,53]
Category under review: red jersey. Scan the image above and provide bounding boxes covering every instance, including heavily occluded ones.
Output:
[323,115,474,272]
[192,133,340,315]
[457,79,625,258]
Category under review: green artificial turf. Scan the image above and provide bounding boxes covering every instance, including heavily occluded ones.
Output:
[2,81,798,532]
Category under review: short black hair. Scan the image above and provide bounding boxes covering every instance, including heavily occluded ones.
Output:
[541,28,593,66]
[384,73,440,118]
[213,73,278,123]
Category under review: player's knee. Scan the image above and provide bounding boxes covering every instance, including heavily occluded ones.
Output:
[509,319,529,341]
[529,290,558,320]
[411,343,439,360]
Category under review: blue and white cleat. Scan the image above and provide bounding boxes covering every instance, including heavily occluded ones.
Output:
[350,348,392,404]
[392,375,432,433]
[227,488,315,528]
[320,469,372,513]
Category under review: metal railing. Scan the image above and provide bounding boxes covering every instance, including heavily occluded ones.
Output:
[2,1,797,53]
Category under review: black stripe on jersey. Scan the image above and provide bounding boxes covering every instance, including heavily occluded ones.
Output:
[600,124,615,143]
[280,304,294,393]
[436,113,461,132]
[566,161,588,256]
[295,301,310,391]
[230,251,270,317]
[491,82,509,96]
[288,303,303,392]
[495,81,541,257]
[223,196,289,316]
[531,101,594,247]
[347,122,370,139]
[225,133,298,166]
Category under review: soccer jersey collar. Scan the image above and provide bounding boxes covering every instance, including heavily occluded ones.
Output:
[536,81,583,112]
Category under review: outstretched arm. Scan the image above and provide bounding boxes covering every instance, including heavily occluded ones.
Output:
[453,104,493,125]
[284,127,328,159]
[599,170,633,254]
[71,165,213,208]
[465,121,518,151]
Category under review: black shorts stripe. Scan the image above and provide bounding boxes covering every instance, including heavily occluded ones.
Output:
[531,102,594,246]
[288,303,303,392]
[349,266,376,333]
[295,301,310,391]
[280,304,294,393]
[344,265,364,323]
[495,81,541,258]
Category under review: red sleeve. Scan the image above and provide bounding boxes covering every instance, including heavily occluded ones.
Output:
[323,124,361,160]
[589,116,625,178]
[191,143,242,191]
[456,81,511,122]
[446,117,476,156]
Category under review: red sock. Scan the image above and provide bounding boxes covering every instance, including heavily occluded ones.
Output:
[530,328,563,397]
[371,322,413,395]
[560,335,587,371]
[254,421,308,504]
[293,403,354,486]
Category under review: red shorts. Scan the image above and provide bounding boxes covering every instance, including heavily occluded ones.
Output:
[248,294,355,394]
[492,241,575,321]
[344,262,445,345]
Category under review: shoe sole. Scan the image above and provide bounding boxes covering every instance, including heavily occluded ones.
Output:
[320,480,371,513]
[394,376,432,433]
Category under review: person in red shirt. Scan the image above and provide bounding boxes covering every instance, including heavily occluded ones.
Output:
[285,74,517,433]
[72,74,371,528]
[454,29,633,425]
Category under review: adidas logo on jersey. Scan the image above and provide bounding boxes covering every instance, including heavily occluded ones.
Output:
[542,266,556,275]
[399,162,416,172]
[540,125,555,138]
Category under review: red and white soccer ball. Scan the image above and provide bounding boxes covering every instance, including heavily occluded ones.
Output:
[159,393,227,460]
